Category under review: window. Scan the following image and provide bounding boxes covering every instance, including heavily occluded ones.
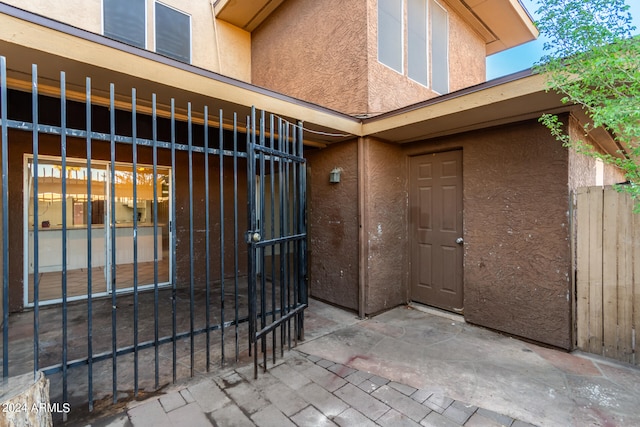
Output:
[377,0,449,93]
[155,2,191,63]
[408,0,428,85]
[103,0,146,48]
[431,0,449,94]
[378,0,403,73]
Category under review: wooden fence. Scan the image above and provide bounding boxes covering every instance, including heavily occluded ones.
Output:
[575,185,639,365]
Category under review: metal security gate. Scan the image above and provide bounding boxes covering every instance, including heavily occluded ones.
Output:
[246,109,308,378]
[0,57,307,420]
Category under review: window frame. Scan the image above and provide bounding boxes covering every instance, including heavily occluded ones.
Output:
[101,0,147,49]
[153,1,192,64]
[377,0,449,93]
[378,0,404,74]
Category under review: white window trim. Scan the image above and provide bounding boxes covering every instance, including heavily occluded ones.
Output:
[23,154,173,308]
[153,1,193,64]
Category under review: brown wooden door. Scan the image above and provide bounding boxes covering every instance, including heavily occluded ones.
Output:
[410,150,463,312]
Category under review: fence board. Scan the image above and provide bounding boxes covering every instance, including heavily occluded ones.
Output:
[602,188,618,358]
[575,187,591,350]
[634,207,640,365]
[588,188,604,354]
[617,192,633,363]
[575,185,639,366]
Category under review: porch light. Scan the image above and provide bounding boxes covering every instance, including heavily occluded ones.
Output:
[329,168,342,184]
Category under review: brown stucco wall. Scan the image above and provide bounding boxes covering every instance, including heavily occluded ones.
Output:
[567,115,625,190]
[253,0,486,116]
[460,122,572,349]
[306,141,360,311]
[6,129,247,312]
[361,137,408,315]
[366,0,486,113]
[251,0,369,116]
[401,120,572,349]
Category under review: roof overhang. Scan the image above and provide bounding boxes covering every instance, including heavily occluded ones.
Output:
[0,3,360,148]
[212,0,538,54]
[446,0,539,54]
[213,0,286,32]
[0,3,622,158]
[362,70,624,159]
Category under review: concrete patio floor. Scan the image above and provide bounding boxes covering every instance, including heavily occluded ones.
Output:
[81,299,640,427]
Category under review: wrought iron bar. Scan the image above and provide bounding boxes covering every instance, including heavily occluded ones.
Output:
[204,106,211,371]
[218,108,225,367]
[32,65,40,380]
[60,71,69,417]
[0,56,8,379]
[109,83,118,404]
[152,93,160,389]
[170,98,177,384]
[85,76,93,411]
[188,102,195,377]
[132,88,140,397]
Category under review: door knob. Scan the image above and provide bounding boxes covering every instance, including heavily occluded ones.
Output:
[252,232,261,243]
[456,237,464,244]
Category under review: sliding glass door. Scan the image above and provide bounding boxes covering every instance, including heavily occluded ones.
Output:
[24,156,171,306]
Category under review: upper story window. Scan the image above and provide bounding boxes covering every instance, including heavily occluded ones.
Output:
[378,0,449,94]
[103,0,146,49]
[103,0,192,64]
[155,3,191,63]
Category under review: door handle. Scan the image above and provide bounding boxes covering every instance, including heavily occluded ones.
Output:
[456,237,464,245]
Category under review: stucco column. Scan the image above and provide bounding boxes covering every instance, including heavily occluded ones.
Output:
[357,136,367,319]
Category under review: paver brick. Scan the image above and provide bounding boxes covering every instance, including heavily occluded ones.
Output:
[372,385,431,422]
[512,420,538,427]
[424,394,454,414]
[465,412,510,427]
[166,402,213,427]
[475,408,514,426]
[420,411,462,427]
[159,391,187,413]
[300,363,347,392]
[411,389,433,403]
[180,388,195,404]
[128,399,171,427]
[298,382,349,418]
[334,383,390,421]
[209,403,254,427]
[377,408,423,427]
[262,382,309,416]
[344,370,373,386]
[316,358,336,368]
[328,363,357,378]
[269,363,312,390]
[251,404,296,427]
[334,408,378,427]
[223,379,270,414]
[389,381,418,396]
[369,374,390,387]
[187,379,231,413]
[290,405,338,427]
[357,379,383,393]
[442,401,475,425]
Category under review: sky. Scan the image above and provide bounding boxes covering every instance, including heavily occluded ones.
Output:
[486,0,640,80]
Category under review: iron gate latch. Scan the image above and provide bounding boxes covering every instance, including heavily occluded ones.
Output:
[246,231,261,243]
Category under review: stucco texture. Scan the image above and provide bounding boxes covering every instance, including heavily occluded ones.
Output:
[251,0,369,116]
[306,141,360,311]
[361,137,408,315]
[409,122,572,349]
[365,0,486,114]
[378,120,571,349]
